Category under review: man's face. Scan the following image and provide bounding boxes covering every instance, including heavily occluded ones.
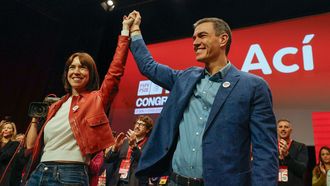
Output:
[192,22,224,63]
[133,120,150,138]
[277,121,292,140]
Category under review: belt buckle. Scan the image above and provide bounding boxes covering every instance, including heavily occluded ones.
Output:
[194,177,201,182]
[173,172,203,186]
[190,177,202,186]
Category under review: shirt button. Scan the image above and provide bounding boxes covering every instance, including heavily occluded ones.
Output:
[196,132,199,136]
[199,117,203,120]
[203,106,208,110]
[192,148,196,152]
[203,91,206,94]
[44,167,48,171]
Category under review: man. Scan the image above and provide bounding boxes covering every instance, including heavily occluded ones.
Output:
[104,115,154,186]
[15,133,25,142]
[127,11,278,186]
[277,119,308,186]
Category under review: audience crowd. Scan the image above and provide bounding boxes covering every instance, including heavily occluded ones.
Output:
[2,116,329,186]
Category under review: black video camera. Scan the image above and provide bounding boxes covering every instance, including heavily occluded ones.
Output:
[28,96,60,118]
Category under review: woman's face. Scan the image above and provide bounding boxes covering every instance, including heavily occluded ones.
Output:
[1,123,14,138]
[67,57,90,94]
[320,149,330,164]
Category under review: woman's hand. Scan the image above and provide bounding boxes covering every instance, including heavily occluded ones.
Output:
[122,15,134,31]
[319,161,326,174]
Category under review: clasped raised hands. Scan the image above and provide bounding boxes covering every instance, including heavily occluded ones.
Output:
[121,10,142,35]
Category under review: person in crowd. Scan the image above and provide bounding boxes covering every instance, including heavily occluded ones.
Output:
[0,121,18,174]
[15,133,25,142]
[23,16,134,185]
[99,161,116,186]
[127,10,278,186]
[0,120,21,185]
[99,131,118,186]
[312,146,330,186]
[104,115,153,186]
[0,116,13,129]
[277,119,309,186]
[90,151,105,186]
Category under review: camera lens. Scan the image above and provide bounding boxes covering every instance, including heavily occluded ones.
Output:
[28,102,49,118]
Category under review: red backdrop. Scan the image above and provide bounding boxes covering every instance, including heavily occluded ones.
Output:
[109,13,330,141]
[312,112,330,163]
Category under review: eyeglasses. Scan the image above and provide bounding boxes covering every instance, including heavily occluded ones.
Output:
[135,121,147,127]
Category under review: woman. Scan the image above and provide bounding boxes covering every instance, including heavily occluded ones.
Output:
[0,121,20,185]
[312,146,330,186]
[24,16,134,185]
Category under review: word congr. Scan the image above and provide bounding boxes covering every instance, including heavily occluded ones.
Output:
[136,96,168,107]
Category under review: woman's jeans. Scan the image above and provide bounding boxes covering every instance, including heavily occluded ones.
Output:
[26,162,89,186]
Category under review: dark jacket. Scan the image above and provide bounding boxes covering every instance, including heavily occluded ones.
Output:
[0,140,19,176]
[130,37,278,186]
[278,140,309,186]
[104,139,148,186]
[0,140,24,186]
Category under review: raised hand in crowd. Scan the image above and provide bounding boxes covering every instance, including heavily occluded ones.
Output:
[126,129,137,148]
[110,132,126,153]
[278,138,289,159]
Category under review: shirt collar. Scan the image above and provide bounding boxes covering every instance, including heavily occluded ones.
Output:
[204,62,231,82]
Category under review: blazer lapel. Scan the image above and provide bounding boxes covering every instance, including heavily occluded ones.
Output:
[176,69,204,110]
[204,66,241,133]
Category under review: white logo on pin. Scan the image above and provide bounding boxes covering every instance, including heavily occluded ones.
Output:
[72,105,79,112]
[223,81,231,88]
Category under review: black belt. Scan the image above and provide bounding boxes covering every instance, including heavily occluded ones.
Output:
[170,172,204,186]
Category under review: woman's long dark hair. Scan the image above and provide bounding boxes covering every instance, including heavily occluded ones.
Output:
[318,146,330,164]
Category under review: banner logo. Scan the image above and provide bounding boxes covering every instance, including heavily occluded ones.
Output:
[135,80,169,115]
